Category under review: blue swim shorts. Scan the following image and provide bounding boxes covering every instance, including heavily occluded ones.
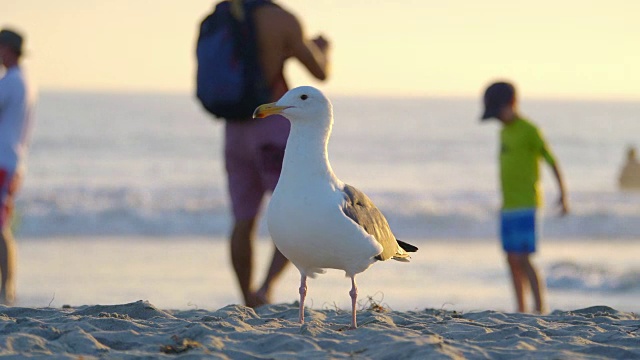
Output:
[500,208,538,253]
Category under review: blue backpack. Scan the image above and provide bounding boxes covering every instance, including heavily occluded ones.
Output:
[196,0,272,120]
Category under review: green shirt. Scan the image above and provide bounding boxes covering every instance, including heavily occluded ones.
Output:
[500,117,556,209]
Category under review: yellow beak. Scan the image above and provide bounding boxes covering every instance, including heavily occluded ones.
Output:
[253,103,291,119]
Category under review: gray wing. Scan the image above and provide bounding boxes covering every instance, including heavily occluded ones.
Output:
[341,184,404,261]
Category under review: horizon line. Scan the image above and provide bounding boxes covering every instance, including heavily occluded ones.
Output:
[36,87,640,103]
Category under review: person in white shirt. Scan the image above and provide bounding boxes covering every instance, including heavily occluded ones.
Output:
[0,28,36,305]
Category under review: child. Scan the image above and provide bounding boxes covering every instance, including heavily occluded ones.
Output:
[481,81,569,313]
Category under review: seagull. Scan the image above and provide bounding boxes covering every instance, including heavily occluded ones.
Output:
[253,86,418,329]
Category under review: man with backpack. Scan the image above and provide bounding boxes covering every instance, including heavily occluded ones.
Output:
[197,0,330,307]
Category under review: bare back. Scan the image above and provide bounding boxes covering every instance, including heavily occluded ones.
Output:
[253,4,328,100]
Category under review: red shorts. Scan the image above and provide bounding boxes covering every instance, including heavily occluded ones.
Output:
[0,168,17,228]
[224,115,290,220]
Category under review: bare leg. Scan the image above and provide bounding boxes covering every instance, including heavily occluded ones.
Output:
[255,246,289,305]
[522,255,546,314]
[507,253,526,313]
[349,276,358,329]
[0,227,16,305]
[298,274,307,324]
[229,218,258,307]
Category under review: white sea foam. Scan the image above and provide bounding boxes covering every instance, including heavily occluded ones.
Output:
[546,261,640,293]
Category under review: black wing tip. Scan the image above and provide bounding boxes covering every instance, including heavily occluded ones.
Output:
[397,239,418,252]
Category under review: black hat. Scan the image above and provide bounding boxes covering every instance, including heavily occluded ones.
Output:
[0,28,24,56]
[481,81,516,120]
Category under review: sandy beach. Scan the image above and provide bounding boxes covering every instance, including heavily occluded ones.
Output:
[5,237,640,359]
[0,237,634,359]
[13,237,640,314]
[0,300,638,359]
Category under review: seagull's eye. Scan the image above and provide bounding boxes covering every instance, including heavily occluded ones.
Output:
[300,94,308,100]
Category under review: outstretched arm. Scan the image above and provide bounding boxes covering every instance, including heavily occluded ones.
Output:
[254,5,330,85]
[538,127,568,216]
[550,162,569,216]
[287,16,330,80]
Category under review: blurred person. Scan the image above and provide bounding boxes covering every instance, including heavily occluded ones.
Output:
[0,28,36,305]
[618,145,640,190]
[206,0,330,307]
[480,81,568,314]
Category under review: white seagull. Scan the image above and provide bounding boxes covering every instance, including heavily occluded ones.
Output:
[253,86,418,329]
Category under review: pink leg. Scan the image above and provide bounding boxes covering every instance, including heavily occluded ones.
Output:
[349,276,358,329]
[299,274,307,324]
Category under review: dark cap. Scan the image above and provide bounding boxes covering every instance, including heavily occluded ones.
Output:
[0,28,24,56]
[481,81,516,120]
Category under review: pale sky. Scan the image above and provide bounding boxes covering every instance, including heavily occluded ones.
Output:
[3,0,639,99]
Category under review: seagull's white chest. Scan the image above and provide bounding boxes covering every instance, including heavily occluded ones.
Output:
[267,177,382,277]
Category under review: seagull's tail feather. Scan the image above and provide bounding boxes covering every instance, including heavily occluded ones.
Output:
[389,239,418,262]
[397,239,418,253]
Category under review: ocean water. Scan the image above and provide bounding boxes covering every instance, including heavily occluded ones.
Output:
[12,90,640,311]
[22,91,640,239]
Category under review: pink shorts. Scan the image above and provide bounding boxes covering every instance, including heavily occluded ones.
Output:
[0,168,16,229]
[224,115,290,220]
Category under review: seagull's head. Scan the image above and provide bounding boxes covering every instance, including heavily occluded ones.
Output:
[253,86,332,127]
